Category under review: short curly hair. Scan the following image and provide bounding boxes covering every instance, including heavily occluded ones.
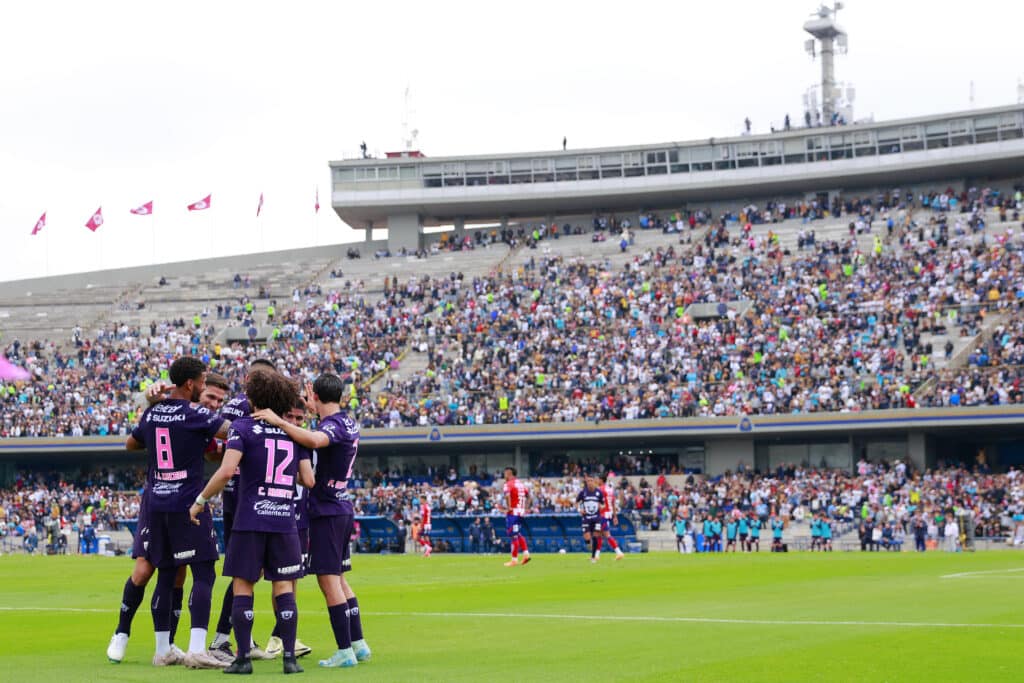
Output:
[246,369,298,417]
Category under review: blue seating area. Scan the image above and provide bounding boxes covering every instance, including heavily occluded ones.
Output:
[119,513,639,555]
[426,514,638,554]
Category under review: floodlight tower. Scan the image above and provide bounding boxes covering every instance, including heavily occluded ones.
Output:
[803,2,848,124]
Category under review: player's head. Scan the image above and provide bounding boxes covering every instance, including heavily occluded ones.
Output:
[585,476,596,490]
[249,358,276,374]
[169,356,207,402]
[599,472,610,484]
[284,398,305,426]
[504,467,517,481]
[200,372,229,411]
[312,373,344,406]
[246,368,298,417]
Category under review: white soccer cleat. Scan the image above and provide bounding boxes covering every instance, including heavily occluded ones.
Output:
[169,644,187,661]
[152,649,184,667]
[183,650,229,669]
[294,638,313,657]
[249,643,276,660]
[107,633,129,663]
[265,635,283,657]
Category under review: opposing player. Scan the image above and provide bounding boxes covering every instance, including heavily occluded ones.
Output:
[106,373,229,664]
[810,514,822,551]
[265,399,315,659]
[502,467,531,567]
[576,476,605,563]
[416,496,433,557]
[126,357,229,668]
[597,473,624,560]
[253,373,372,669]
[189,369,315,675]
[725,515,739,552]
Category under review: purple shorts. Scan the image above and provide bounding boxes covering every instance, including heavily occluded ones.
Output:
[222,511,235,550]
[505,514,523,538]
[297,526,310,577]
[146,509,219,569]
[131,500,150,560]
[223,530,303,582]
[308,515,353,576]
[581,518,601,535]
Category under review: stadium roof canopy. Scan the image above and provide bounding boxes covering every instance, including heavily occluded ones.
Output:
[330,104,1024,250]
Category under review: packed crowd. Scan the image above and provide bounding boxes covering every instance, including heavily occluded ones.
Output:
[1,188,1022,437]
[4,456,1023,555]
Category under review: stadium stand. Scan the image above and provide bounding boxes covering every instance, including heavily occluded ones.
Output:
[1,189,1022,439]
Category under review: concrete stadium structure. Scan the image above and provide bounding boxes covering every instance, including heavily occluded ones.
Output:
[3,407,1024,481]
[330,104,1024,251]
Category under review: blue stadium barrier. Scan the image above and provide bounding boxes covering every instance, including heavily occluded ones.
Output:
[119,513,638,555]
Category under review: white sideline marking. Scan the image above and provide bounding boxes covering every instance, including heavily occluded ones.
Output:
[0,607,106,613]
[373,611,1024,629]
[941,567,1024,579]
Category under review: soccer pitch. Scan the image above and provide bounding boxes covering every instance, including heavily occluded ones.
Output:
[2,551,1022,682]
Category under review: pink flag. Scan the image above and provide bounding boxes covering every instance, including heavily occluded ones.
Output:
[30,212,46,236]
[0,356,30,381]
[85,207,104,232]
[315,186,320,214]
[257,192,264,217]
[130,201,153,216]
[187,195,211,211]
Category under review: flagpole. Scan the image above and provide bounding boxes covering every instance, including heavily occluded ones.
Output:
[151,212,156,265]
[45,226,50,276]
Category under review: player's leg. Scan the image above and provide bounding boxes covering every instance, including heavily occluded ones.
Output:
[340,573,371,662]
[210,511,235,659]
[179,508,227,669]
[224,577,256,675]
[150,566,180,666]
[518,532,531,564]
[167,565,187,656]
[264,532,304,674]
[603,525,624,559]
[313,516,359,668]
[107,557,155,663]
[505,516,521,566]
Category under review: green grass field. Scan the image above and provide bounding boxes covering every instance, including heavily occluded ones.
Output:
[2,550,1023,682]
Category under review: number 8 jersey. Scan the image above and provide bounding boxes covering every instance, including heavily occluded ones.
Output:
[225,416,311,533]
[133,399,225,513]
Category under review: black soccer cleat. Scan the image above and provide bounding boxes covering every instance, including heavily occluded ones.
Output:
[283,655,304,674]
[224,656,253,675]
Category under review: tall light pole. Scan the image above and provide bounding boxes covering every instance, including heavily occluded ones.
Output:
[804,3,848,124]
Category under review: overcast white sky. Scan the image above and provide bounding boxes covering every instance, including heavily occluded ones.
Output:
[1,0,1021,282]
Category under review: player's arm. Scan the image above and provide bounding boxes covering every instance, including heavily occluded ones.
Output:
[251,408,330,449]
[189,448,243,524]
[297,458,315,489]
[126,435,145,451]
[142,381,173,406]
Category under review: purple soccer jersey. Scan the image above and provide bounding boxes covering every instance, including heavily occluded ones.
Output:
[132,399,225,513]
[219,394,250,515]
[307,412,359,519]
[576,487,605,522]
[225,417,310,534]
[295,482,310,531]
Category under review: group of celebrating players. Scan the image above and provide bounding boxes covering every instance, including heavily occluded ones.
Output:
[104,357,371,674]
